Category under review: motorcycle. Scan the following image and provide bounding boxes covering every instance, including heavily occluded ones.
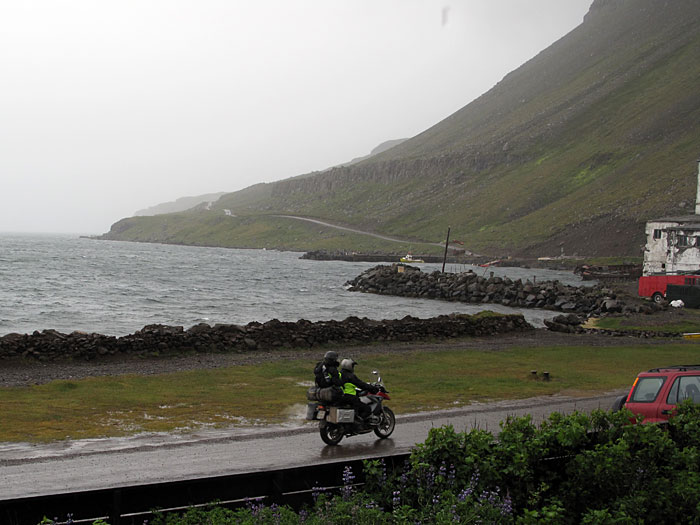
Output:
[306,370,395,446]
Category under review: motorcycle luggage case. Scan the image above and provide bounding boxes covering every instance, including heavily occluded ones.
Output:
[306,402,320,420]
[328,407,355,424]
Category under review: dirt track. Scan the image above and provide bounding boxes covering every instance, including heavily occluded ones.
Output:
[0,329,687,388]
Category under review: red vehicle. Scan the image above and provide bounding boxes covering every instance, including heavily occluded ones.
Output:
[613,365,700,423]
[638,274,700,303]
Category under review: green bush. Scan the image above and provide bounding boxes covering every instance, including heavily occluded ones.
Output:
[43,405,700,524]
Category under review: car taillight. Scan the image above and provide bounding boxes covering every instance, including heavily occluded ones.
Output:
[626,378,639,402]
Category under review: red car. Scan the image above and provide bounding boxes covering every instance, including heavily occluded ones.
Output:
[613,365,700,423]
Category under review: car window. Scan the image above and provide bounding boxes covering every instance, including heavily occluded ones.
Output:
[675,375,700,403]
[667,378,681,405]
[630,376,666,402]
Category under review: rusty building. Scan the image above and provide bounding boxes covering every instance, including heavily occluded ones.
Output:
[642,160,700,275]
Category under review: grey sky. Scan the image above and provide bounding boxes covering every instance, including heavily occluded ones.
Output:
[0,1,592,234]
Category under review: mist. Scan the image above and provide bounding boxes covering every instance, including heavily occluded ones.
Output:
[0,1,592,234]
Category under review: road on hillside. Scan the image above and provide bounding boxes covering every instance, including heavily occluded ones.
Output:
[0,393,620,500]
[273,215,449,249]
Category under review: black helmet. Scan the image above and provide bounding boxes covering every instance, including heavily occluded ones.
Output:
[340,358,357,371]
[324,350,339,364]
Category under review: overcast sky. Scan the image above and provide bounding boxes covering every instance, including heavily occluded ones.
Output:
[1,1,592,235]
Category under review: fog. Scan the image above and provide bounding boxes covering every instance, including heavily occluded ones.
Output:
[0,1,591,234]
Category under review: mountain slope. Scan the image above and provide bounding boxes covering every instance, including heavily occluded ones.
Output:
[101,0,700,258]
[134,192,226,216]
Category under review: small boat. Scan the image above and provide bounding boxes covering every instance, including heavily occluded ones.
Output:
[479,259,501,267]
[400,254,424,263]
[683,333,700,340]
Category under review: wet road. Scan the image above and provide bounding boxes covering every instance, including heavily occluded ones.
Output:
[0,393,621,500]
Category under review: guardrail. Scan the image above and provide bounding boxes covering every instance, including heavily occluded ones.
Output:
[0,453,411,525]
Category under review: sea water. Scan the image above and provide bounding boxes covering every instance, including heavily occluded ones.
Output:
[0,233,591,336]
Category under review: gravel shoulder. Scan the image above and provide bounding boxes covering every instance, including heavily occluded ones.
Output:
[0,328,687,388]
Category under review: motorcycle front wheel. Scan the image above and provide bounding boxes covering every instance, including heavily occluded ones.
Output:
[374,407,395,439]
[320,423,344,446]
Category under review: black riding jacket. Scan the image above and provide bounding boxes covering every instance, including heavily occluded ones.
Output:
[340,369,377,394]
[314,361,343,388]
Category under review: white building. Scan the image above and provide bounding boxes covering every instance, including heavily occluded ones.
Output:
[642,160,700,276]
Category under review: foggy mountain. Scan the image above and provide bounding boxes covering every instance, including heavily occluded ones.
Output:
[134,193,227,216]
[101,0,700,258]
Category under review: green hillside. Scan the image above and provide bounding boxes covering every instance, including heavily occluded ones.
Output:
[100,0,700,258]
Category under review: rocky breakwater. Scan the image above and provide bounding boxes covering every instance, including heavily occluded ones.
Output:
[345,265,654,322]
[0,313,532,362]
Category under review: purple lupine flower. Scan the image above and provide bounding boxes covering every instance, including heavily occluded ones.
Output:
[246,496,265,516]
[470,469,480,485]
[426,465,436,490]
[458,487,473,502]
[342,465,355,499]
[299,509,309,523]
[311,483,323,502]
[500,494,514,516]
[392,490,402,508]
[401,460,410,487]
[342,465,355,484]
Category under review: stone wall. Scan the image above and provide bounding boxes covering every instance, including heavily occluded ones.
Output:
[0,313,532,362]
[345,264,653,316]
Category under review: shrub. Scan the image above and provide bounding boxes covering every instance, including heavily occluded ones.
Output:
[45,407,700,524]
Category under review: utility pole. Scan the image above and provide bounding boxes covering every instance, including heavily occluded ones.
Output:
[442,227,451,273]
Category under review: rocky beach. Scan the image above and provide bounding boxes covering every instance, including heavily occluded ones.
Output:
[345,264,658,316]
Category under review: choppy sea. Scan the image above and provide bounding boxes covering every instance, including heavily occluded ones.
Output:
[0,233,592,337]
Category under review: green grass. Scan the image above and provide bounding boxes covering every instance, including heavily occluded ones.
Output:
[590,311,700,334]
[2,342,699,443]
[103,212,443,255]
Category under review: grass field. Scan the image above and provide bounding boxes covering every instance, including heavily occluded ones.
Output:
[589,308,700,334]
[2,342,699,443]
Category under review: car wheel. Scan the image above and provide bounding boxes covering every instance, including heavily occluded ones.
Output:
[652,292,664,304]
[611,395,626,412]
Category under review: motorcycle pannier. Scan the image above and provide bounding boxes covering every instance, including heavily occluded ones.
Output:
[306,402,320,420]
[306,386,320,401]
[328,407,355,424]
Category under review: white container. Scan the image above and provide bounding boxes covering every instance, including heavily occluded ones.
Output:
[306,402,318,420]
[328,407,355,423]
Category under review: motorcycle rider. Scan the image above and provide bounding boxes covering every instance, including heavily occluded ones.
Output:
[339,358,379,421]
[314,351,343,389]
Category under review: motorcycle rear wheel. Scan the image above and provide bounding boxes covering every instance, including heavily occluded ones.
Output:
[373,407,395,439]
[320,423,344,446]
